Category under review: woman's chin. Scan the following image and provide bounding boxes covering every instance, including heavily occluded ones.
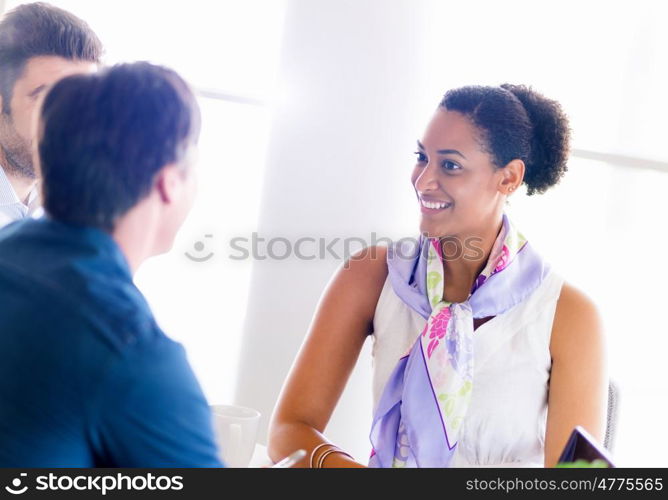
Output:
[419,221,450,239]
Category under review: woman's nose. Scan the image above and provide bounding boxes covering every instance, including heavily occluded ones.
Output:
[414,162,440,192]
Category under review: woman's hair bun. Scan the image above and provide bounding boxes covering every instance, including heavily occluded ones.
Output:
[500,83,570,195]
[441,84,571,195]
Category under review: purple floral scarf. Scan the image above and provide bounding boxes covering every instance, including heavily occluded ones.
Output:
[369,214,550,467]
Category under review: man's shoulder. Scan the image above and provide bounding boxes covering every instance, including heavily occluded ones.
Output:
[78,272,164,350]
[0,218,165,351]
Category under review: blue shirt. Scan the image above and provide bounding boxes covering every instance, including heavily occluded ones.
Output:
[0,218,223,467]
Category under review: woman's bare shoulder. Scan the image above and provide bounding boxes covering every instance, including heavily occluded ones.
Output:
[551,281,605,356]
[330,246,389,318]
[343,245,388,285]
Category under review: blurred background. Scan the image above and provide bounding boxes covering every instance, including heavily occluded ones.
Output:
[3,0,666,466]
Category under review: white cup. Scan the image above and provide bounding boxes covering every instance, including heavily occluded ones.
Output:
[210,404,261,467]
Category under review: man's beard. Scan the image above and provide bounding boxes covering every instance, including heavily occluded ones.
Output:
[0,113,36,180]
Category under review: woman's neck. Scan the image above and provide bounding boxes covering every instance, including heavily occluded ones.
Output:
[440,217,504,301]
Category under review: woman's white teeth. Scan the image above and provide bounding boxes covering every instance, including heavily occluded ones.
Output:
[421,199,451,209]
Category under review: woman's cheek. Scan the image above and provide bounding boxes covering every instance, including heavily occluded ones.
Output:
[410,168,420,188]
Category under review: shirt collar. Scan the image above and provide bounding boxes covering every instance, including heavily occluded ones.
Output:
[0,167,41,216]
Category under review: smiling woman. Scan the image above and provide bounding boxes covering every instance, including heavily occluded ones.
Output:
[268,84,607,468]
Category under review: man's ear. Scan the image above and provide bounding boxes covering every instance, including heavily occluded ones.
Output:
[154,164,182,204]
[499,159,525,194]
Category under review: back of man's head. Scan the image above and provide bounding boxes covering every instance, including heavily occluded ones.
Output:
[0,2,103,114]
[38,62,201,233]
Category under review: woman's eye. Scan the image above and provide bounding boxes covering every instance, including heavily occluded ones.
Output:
[414,152,427,164]
[441,160,461,171]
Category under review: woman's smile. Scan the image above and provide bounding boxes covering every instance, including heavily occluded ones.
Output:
[419,195,453,214]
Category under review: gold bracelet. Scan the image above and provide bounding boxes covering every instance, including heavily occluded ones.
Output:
[309,443,333,468]
[317,448,354,468]
[316,449,338,468]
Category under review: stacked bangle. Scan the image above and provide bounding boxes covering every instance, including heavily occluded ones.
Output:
[309,443,354,468]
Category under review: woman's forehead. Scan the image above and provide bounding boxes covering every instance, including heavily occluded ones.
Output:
[420,109,483,154]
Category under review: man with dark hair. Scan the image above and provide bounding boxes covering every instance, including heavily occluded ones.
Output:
[0,62,223,467]
[0,2,102,228]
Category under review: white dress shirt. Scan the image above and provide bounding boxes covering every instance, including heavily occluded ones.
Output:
[0,166,43,229]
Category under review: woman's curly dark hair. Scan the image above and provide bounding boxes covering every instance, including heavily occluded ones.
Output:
[440,84,570,195]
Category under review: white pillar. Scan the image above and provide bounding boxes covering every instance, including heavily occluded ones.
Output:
[233,0,433,459]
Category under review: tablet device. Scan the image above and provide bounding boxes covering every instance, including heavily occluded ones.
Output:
[557,425,615,468]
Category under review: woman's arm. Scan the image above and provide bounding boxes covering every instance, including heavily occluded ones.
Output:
[268,247,388,468]
[544,282,608,467]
